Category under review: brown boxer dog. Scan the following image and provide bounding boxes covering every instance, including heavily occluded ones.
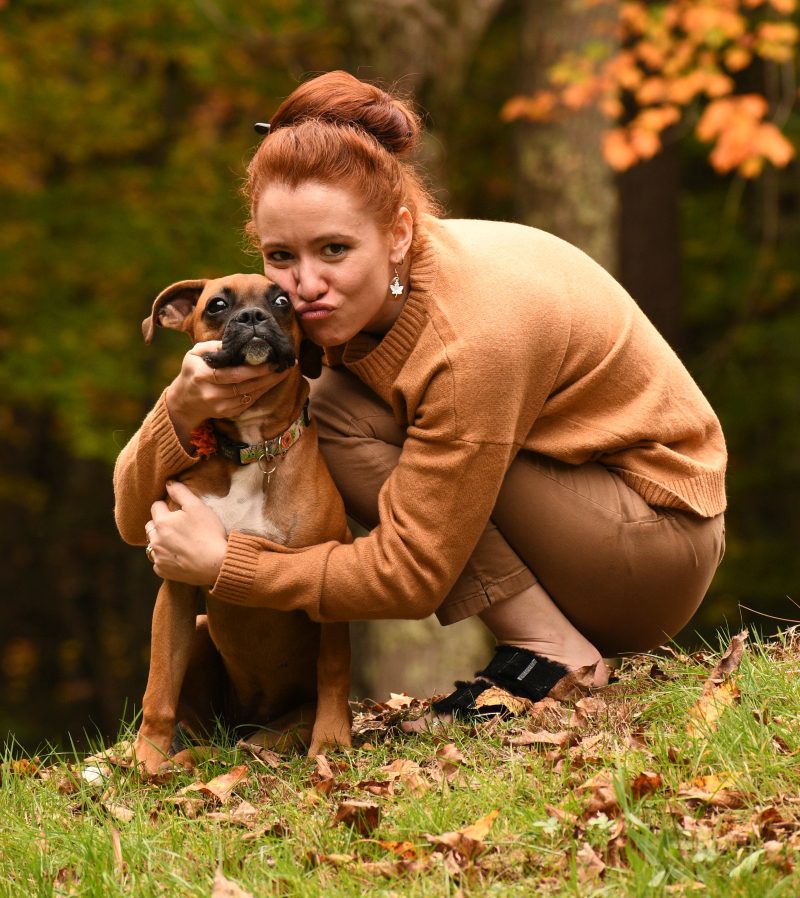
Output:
[132,273,351,775]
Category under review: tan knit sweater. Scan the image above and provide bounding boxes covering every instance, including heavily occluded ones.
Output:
[114,217,726,622]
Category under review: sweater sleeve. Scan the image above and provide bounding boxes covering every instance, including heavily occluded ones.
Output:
[210,431,518,622]
[113,391,201,545]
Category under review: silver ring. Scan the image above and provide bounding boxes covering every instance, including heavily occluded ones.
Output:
[145,544,155,563]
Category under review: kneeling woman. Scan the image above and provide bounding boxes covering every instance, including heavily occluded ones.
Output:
[118,71,726,719]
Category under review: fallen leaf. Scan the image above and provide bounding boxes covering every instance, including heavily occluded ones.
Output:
[211,868,255,898]
[687,679,741,735]
[183,764,249,805]
[576,842,605,881]
[377,839,420,861]
[548,664,598,701]
[235,740,281,769]
[424,809,499,861]
[357,779,395,797]
[379,759,430,795]
[707,630,748,685]
[103,800,135,824]
[385,692,415,710]
[474,686,534,716]
[333,800,381,835]
[578,771,619,817]
[505,729,572,748]
[207,800,260,827]
[677,773,746,809]
[631,771,662,800]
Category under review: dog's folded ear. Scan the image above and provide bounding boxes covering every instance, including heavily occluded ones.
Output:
[299,339,324,379]
[142,279,208,343]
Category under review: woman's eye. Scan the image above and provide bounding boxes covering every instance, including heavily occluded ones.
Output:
[323,243,347,258]
[272,294,290,308]
[206,298,228,314]
[267,251,292,263]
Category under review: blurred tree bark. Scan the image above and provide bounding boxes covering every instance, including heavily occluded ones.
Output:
[511,0,618,271]
[329,0,505,212]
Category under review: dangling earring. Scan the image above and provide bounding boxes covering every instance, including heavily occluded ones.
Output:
[389,256,405,299]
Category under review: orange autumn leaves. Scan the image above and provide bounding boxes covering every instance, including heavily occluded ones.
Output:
[502,0,798,176]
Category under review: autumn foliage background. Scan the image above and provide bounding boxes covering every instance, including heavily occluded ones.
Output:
[1,0,799,752]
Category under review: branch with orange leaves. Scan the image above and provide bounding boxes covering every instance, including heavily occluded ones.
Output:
[502,0,798,177]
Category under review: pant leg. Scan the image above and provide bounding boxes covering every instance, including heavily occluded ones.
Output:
[310,367,535,617]
[489,452,725,656]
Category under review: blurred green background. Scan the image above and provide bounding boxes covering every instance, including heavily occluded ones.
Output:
[1,0,799,752]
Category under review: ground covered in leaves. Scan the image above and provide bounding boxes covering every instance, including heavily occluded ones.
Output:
[2,630,800,897]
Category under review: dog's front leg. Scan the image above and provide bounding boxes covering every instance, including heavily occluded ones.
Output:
[308,621,352,756]
[133,579,199,774]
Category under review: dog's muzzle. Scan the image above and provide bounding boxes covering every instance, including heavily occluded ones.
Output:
[204,308,295,370]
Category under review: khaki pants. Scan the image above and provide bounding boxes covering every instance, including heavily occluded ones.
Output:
[311,366,725,656]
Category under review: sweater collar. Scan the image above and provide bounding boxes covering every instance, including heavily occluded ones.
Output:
[340,218,440,383]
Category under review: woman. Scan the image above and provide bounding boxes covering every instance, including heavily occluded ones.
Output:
[116,71,726,720]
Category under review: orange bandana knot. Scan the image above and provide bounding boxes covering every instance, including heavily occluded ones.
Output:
[189,421,217,458]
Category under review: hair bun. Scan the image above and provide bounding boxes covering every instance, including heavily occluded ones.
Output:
[270,70,420,156]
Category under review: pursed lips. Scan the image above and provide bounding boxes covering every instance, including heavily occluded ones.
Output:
[296,302,335,321]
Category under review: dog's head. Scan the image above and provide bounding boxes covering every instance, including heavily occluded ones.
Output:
[143,274,322,377]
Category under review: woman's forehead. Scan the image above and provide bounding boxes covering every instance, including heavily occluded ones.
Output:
[257,181,378,241]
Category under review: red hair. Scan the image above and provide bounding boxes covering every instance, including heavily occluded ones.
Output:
[244,72,438,248]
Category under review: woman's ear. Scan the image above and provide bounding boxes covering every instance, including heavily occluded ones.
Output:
[390,206,414,263]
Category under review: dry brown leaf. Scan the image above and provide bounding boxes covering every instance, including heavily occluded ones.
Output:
[687,631,748,735]
[505,729,572,748]
[384,692,415,710]
[677,773,746,809]
[578,771,620,817]
[576,842,606,881]
[357,779,395,797]
[631,771,662,800]
[235,740,281,769]
[211,868,255,898]
[687,680,741,735]
[377,840,420,861]
[424,809,499,861]
[379,758,430,795]
[575,697,608,715]
[182,764,249,805]
[102,800,135,824]
[207,800,260,827]
[333,800,381,835]
[707,630,748,685]
[474,686,534,716]
[548,664,598,701]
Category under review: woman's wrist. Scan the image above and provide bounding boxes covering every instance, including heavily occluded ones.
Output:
[164,382,204,452]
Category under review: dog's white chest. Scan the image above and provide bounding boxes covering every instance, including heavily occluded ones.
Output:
[201,464,283,542]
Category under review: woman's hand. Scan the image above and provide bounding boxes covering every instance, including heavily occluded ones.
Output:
[165,340,294,449]
[146,481,228,586]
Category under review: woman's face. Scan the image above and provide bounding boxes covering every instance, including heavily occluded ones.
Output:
[255,181,412,347]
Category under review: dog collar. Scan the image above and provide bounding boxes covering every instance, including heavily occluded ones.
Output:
[209,402,310,466]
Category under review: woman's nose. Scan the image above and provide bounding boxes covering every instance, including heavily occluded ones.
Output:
[295,259,326,302]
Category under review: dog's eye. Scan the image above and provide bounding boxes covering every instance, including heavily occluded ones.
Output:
[272,294,290,308]
[206,298,228,314]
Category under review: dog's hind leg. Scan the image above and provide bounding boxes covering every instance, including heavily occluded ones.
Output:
[308,621,352,756]
[133,579,199,775]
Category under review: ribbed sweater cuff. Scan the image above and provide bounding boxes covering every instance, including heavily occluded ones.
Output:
[211,531,305,607]
[150,391,198,473]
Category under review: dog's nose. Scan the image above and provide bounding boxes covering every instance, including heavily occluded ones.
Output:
[234,308,268,326]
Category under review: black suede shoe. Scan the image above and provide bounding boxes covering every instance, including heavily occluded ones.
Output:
[431,645,569,719]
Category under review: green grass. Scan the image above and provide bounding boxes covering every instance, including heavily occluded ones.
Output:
[2,630,800,897]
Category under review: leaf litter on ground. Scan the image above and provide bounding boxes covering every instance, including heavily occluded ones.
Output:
[5,629,800,895]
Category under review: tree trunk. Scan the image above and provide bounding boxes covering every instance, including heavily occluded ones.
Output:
[511,0,618,271]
